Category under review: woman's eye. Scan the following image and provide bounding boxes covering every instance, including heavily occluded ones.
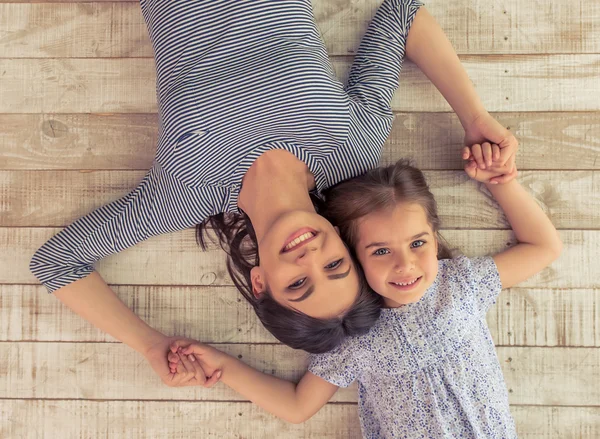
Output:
[289,278,306,290]
[325,258,343,270]
[373,248,390,256]
[411,240,426,248]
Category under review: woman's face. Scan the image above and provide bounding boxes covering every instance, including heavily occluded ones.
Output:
[354,202,439,307]
[252,210,360,319]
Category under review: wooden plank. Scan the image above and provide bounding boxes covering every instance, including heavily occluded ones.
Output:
[2,228,596,288]
[2,56,599,113]
[1,400,598,439]
[2,112,599,171]
[511,406,600,439]
[488,288,600,348]
[3,170,598,229]
[1,1,599,57]
[0,400,110,439]
[3,285,598,347]
[1,343,598,406]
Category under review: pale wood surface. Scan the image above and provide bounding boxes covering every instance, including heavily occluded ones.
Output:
[2,112,599,171]
[3,170,598,229]
[1,0,599,437]
[2,56,600,113]
[1,342,599,406]
[1,401,599,439]
[2,228,598,288]
[1,1,599,57]
[3,284,599,348]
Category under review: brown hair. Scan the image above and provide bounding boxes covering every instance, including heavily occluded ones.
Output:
[322,159,453,259]
[196,193,383,354]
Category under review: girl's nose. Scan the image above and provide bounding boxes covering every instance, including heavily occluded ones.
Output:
[393,253,414,272]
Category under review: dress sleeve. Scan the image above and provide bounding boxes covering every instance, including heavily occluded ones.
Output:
[346,0,423,117]
[29,162,222,293]
[452,255,503,315]
[307,340,361,388]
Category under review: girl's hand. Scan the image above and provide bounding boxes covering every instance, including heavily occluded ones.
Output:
[463,111,518,172]
[144,335,218,387]
[167,339,226,387]
[464,144,518,184]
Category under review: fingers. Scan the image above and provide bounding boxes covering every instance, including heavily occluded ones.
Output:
[203,370,222,389]
[488,167,518,184]
[492,144,500,162]
[170,339,190,354]
[184,354,207,386]
[461,146,472,161]
[470,144,485,169]
[481,142,493,168]
[464,159,478,179]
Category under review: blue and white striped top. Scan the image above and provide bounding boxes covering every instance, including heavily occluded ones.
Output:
[30,0,423,293]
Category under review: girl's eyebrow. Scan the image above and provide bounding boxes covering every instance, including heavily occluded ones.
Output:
[364,232,430,249]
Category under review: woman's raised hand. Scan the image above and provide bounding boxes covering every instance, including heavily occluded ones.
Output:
[463,111,518,178]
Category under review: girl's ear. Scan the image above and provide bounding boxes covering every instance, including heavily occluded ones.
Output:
[250,267,266,299]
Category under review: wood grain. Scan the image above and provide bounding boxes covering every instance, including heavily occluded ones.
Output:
[1,343,598,406]
[2,112,598,171]
[3,170,598,229]
[2,284,598,347]
[1,1,599,57]
[2,228,595,288]
[2,56,599,113]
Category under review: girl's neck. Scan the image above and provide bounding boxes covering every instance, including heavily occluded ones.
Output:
[238,150,316,241]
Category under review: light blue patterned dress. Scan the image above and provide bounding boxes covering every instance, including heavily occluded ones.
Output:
[309,256,518,438]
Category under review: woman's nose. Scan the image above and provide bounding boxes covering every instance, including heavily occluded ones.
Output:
[296,246,318,262]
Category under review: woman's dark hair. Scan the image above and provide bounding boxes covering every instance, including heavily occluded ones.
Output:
[196,193,383,354]
[322,159,454,260]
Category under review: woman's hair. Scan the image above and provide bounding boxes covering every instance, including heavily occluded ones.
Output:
[196,193,383,354]
[322,159,453,259]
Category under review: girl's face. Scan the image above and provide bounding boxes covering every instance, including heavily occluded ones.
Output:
[354,202,439,307]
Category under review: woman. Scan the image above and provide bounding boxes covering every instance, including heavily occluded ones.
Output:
[30,0,516,387]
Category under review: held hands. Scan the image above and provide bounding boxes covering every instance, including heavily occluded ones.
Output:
[166,339,225,388]
[463,111,518,184]
[143,335,220,388]
[463,143,518,184]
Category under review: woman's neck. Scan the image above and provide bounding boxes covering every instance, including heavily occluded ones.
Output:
[238,150,316,242]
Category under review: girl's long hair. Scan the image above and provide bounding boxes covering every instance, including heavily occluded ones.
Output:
[196,193,383,354]
[322,159,453,259]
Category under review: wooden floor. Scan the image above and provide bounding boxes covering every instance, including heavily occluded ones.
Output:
[1,1,599,437]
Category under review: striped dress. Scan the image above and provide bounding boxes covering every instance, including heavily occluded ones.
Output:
[30,0,423,293]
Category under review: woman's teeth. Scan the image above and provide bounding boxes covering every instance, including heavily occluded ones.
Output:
[392,277,420,286]
[284,232,315,251]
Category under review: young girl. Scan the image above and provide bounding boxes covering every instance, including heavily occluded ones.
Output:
[167,153,562,437]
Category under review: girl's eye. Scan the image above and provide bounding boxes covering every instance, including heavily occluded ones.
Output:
[289,278,307,290]
[411,240,426,249]
[325,258,343,270]
[373,248,390,256]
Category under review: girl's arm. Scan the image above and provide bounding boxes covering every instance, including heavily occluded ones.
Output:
[465,160,563,288]
[173,343,339,424]
[220,358,339,424]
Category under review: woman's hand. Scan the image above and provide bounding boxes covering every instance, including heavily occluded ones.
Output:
[144,335,218,387]
[463,144,518,184]
[463,111,518,173]
[167,339,226,388]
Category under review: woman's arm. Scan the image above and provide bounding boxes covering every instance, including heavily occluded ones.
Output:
[405,7,485,130]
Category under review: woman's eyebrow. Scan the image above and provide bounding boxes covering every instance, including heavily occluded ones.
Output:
[288,267,351,302]
[364,232,430,249]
